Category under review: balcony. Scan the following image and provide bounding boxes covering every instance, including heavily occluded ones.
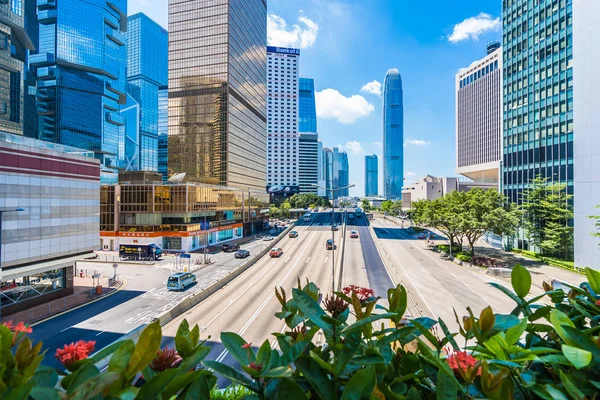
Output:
[36,67,56,80]
[106,112,125,126]
[38,9,57,24]
[37,0,56,10]
[30,53,55,67]
[106,27,125,46]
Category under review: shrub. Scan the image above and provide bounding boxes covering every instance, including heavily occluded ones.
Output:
[3,268,600,398]
[471,255,500,268]
[437,244,462,254]
[455,253,472,263]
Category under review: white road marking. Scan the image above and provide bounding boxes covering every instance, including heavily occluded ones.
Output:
[96,330,106,336]
[286,257,291,263]
[61,327,71,332]
[305,257,310,264]
[324,257,328,264]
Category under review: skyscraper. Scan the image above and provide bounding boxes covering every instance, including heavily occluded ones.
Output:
[157,85,168,182]
[383,68,404,199]
[365,154,378,196]
[456,44,502,184]
[168,0,267,191]
[317,140,326,197]
[338,150,349,197]
[0,0,35,136]
[299,133,319,194]
[299,77,317,132]
[32,0,128,182]
[323,147,349,200]
[23,0,38,138]
[267,46,299,192]
[501,0,573,207]
[126,13,168,172]
[573,0,599,268]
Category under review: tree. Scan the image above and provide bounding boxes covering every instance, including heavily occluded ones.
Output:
[269,204,280,218]
[281,201,291,218]
[589,205,600,241]
[361,198,372,211]
[288,193,328,209]
[411,197,463,248]
[521,176,573,259]
[381,200,394,214]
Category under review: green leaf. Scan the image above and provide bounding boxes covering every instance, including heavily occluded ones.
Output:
[116,387,139,400]
[255,340,272,371]
[349,354,385,365]
[479,306,495,333]
[31,366,58,388]
[309,350,335,374]
[262,366,293,378]
[203,361,257,390]
[66,363,100,394]
[505,317,527,345]
[292,288,333,336]
[29,387,61,400]
[175,320,195,359]
[294,357,336,400]
[134,369,178,400]
[341,313,398,333]
[161,371,202,400]
[560,370,586,400]
[340,366,376,400]
[277,339,310,367]
[562,344,592,369]
[275,378,308,399]
[4,383,34,400]
[125,320,162,378]
[585,267,600,294]
[438,318,459,351]
[108,340,135,374]
[489,282,521,304]
[88,339,127,364]
[411,319,439,350]
[511,264,531,298]
[549,309,576,344]
[177,345,210,374]
[335,329,362,374]
[182,374,214,400]
[221,332,254,366]
[436,370,458,400]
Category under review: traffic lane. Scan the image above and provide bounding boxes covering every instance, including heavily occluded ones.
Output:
[342,227,371,290]
[356,225,395,298]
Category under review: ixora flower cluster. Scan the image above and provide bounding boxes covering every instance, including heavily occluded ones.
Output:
[1,265,600,399]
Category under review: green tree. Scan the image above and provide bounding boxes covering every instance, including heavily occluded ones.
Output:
[411,195,463,248]
[281,201,291,218]
[360,198,372,211]
[589,205,600,241]
[381,200,394,214]
[269,204,280,218]
[521,176,573,259]
[288,193,327,209]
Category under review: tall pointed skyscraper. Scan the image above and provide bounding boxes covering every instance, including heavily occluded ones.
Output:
[383,68,404,199]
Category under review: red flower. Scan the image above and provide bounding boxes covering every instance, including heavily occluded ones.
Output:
[248,362,263,373]
[13,321,32,334]
[343,285,375,302]
[595,299,600,306]
[150,346,181,372]
[2,320,14,330]
[2,320,33,345]
[447,351,481,381]
[55,340,96,367]
[241,342,252,349]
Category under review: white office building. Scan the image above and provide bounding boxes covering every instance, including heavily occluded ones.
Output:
[455,43,502,184]
[299,132,319,194]
[317,140,326,197]
[267,46,300,191]
[573,0,600,269]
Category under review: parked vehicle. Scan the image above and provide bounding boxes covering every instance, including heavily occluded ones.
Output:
[303,214,312,222]
[167,272,196,291]
[288,231,298,238]
[326,239,334,250]
[350,230,359,238]
[263,236,274,241]
[270,248,284,257]
[331,225,339,231]
[234,249,250,259]
[119,244,162,261]
[417,233,427,240]
[221,243,240,252]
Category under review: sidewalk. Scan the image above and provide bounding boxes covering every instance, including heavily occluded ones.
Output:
[1,274,123,326]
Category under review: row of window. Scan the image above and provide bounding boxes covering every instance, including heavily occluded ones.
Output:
[459,61,499,88]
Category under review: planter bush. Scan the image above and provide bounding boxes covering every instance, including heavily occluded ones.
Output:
[455,253,472,263]
[3,267,600,399]
[436,244,462,254]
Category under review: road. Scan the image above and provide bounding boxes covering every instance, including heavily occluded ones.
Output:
[370,217,546,331]
[31,235,278,370]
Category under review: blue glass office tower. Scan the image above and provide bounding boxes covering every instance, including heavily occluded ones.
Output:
[501,0,573,206]
[323,147,349,200]
[126,13,167,172]
[120,94,140,171]
[365,154,378,196]
[158,85,168,182]
[298,77,317,132]
[383,68,404,199]
[32,0,127,182]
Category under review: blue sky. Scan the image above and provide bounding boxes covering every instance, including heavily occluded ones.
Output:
[129,0,502,197]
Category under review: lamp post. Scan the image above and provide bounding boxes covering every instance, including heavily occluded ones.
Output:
[310,184,354,293]
[204,197,208,264]
[0,208,25,317]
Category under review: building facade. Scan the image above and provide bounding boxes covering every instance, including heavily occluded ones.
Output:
[126,13,168,172]
[299,132,318,194]
[573,0,600,268]
[157,85,168,182]
[23,0,39,138]
[317,140,325,196]
[0,0,35,137]
[456,43,502,184]
[383,68,404,199]
[100,173,269,253]
[323,147,349,200]
[33,0,128,182]
[298,77,317,132]
[167,0,267,191]
[365,154,378,197]
[501,0,574,206]
[0,133,100,317]
[267,46,299,192]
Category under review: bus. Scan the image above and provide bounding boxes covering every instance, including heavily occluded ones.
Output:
[303,213,312,222]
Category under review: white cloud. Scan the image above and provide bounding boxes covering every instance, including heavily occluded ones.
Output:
[405,139,431,146]
[360,80,382,97]
[267,13,319,49]
[448,13,500,43]
[342,141,364,154]
[406,172,417,177]
[316,89,374,124]
[373,141,383,147]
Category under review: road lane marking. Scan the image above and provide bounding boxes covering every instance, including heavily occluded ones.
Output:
[305,257,310,264]
[324,257,328,264]
[286,257,291,263]
[96,330,106,336]
[60,327,71,332]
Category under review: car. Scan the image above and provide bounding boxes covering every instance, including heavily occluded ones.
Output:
[331,225,339,231]
[416,233,427,240]
[269,248,283,257]
[221,243,240,252]
[167,272,197,291]
[288,231,298,238]
[326,239,334,250]
[350,230,359,238]
[263,235,274,241]
[234,249,250,259]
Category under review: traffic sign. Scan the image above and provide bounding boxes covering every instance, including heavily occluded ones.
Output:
[92,273,101,279]
[180,253,191,259]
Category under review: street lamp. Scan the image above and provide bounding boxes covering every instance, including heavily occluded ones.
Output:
[204,196,208,265]
[0,208,25,318]
[310,183,355,293]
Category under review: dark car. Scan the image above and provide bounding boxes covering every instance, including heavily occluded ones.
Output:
[288,231,298,238]
[331,225,339,231]
[234,249,250,259]
[222,243,240,252]
[326,239,334,250]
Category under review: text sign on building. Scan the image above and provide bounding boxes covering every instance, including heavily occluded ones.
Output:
[267,46,300,55]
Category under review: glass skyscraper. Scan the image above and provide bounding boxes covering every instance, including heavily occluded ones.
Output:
[0,0,35,136]
[298,77,317,132]
[383,68,404,199]
[126,13,168,172]
[168,0,267,191]
[323,147,349,200]
[158,85,168,182]
[32,0,128,182]
[365,154,378,197]
[501,0,573,206]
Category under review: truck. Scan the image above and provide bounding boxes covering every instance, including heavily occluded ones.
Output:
[119,244,162,261]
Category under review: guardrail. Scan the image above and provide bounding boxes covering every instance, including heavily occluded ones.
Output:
[336,215,348,291]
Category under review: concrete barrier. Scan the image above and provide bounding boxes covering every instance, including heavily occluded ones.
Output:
[337,217,348,291]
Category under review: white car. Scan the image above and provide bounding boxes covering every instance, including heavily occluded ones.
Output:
[263,235,274,241]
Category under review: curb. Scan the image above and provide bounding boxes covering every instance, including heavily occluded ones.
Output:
[31,278,128,327]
